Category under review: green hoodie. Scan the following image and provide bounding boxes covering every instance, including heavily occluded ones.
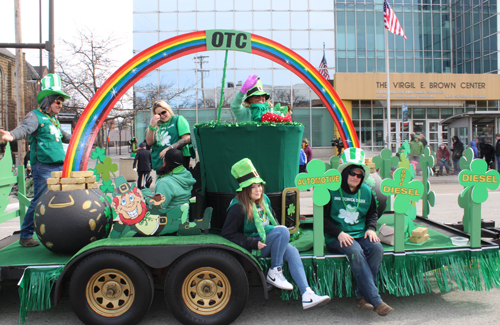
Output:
[410,139,424,157]
[142,166,196,210]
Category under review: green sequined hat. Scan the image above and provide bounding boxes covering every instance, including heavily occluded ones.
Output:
[338,147,371,182]
[231,158,266,192]
[36,73,71,104]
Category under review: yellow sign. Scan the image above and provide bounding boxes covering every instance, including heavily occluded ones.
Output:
[296,175,340,186]
[333,73,500,101]
[461,174,498,184]
[382,186,421,196]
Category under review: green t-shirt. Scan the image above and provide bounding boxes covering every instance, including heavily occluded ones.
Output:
[151,115,191,171]
[325,183,373,243]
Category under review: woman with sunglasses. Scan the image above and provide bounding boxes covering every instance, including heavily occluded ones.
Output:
[146,100,191,173]
[323,147,393,316]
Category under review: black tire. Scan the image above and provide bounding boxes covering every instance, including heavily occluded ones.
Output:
[69,252,154,325]
[165,249,249,325]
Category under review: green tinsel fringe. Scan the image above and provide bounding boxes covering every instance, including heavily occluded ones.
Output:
[259,248,500,300]
[194,120,304,128]
[18,266,64,324]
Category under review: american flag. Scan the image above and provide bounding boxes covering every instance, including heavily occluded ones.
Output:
[319,54,330,80]
[384,0,407,40]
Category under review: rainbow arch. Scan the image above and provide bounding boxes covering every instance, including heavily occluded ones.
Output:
[62,30,359,177]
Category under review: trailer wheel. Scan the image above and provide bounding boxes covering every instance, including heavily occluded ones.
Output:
[165,249,248,325]
[69,252,154,325]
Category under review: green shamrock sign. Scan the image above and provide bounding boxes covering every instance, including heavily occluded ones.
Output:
[287,203,295,216]
[380,167,424,213]
[91,147,107,162]
[458,159,500,204]
[96,157,119,181]
[372,148,399,179]
[295,159,341,206]
[419,146,436,218]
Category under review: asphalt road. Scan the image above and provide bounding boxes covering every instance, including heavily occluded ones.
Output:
[1,283,500,324]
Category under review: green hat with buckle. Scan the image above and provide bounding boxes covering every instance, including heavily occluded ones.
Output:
[338,147,371,182]
[113,176,136,195]
[244,80,270,103]
[36,73,71,104]
[231,158,266,192]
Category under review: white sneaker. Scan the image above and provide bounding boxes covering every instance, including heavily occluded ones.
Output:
[302,288,331,310]
[266,266,294,290]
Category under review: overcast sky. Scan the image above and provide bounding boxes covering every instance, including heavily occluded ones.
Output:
[1,0,132,68]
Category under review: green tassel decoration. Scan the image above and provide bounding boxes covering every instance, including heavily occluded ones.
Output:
[257,248,500,301]
[18,266,64,324]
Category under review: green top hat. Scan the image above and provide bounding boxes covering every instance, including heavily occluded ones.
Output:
[113,176,136,195]
[36,73,71,104]
[244,80,270,103]
[338,147,371,182]
[231,158,266,192]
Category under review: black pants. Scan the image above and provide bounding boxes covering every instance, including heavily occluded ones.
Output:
[137,171,150,189]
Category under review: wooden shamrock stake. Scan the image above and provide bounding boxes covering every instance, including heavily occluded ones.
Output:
[295,159,341,257]
[457,148,474,234]
[419,146,436,218]
[373,148,399,212]
[458,153,500,248]
[380,168,424,252]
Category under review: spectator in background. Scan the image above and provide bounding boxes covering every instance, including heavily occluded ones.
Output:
[451,135,464,174]
[469,140,479,159]
[436,143,450,175]
[419,134,428,147]
[133,142,152,190]
[495,134,500,172]
[479,140,495,169]
[302,138,313,163]
[299,147,307,173]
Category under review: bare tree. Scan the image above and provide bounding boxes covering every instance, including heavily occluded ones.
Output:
[56,29,132,147]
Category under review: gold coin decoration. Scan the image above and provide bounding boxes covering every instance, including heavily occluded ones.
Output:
[40,204,46,215]
[98,225,103,233]
[96,213,101,221]
[94,201,101,207]
[40,224,46,235]
[82,200,92,210]
[90,209,97,213]
[90,236,97,242]
[46,242,53,248]
[89,219,96,231]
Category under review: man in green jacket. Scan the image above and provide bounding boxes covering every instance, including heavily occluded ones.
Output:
[0,74,71,247]
[409,136,424,175]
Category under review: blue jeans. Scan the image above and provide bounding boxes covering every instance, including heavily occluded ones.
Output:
[438,160,450,173]
[326,236,384,307]
[260,226,308,295]
[21,162,63,239]
[453,159,461,174]
[496,156,500,173]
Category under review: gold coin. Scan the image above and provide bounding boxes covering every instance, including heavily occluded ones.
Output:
[82,201,92,210]
[40,204,46,215]
[89,219,96,231]
[46,242,53,248]
[40,224,46,235]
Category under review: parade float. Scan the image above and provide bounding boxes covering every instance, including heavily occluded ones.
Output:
[0,30,500,325]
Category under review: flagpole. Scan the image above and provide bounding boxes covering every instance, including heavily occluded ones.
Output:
[385,28,392,151]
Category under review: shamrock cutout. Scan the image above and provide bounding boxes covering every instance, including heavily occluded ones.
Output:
[398,153,415,179]
[295,159,341,206]
[459,147,474,171]
[372,148,399,179]
[380,167,424,214]
[96,157,119,181]
[100,179,115,194]
[329,156,340,170]
[88,167,101,182]
[423,180,436,211]
[287,203,295,217]
[399,140,411,158]
[458,159,500,204]
[419,147,435,174]
[91,147,107,163]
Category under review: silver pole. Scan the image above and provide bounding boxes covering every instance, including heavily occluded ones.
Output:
[385,29,391,151]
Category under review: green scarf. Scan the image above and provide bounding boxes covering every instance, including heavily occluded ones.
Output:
[250,200,277,245]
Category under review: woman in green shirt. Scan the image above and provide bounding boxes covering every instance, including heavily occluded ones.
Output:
[145,100,191,172]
